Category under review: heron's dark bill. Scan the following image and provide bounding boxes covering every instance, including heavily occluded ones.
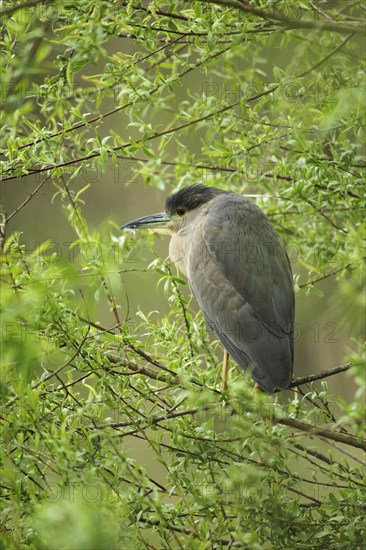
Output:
[121,212,171,231]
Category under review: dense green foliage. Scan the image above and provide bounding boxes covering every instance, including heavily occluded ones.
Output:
[1,1,365,548]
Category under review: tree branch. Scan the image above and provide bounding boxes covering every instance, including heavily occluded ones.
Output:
[80,406,200,432]
[6,170,54,223]
[199,0,366,34]
[277,417,366,451]
[287,363,352,388]
[105,352,180,385]
[106,349,353,397]
[15,45,230,153]
[299,264,352,288]
[0,0,53,17]
[1,328,91,409]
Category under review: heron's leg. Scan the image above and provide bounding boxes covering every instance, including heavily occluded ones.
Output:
[253,383,273,421]
[221,350,230,408]
[221,350,229,392]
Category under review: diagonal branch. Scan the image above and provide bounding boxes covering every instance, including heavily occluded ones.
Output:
[6,170,54,222]
[287,362,352,388]
[0,0,53,17]
[277,417,366,451]
[299,264,353,288]
[199,0,366,34]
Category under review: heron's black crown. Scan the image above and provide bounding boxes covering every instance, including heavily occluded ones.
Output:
[165,184,225,217]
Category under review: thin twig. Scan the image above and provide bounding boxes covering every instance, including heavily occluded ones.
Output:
[105,352,180,385]
[299,264,352,288]
[2,328,90,409]
[79,406,200,432]
[6,171,54,222]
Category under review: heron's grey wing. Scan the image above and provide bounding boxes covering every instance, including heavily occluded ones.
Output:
[187,194,294,392]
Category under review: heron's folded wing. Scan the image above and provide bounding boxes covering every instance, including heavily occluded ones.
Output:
[187,194,294,391]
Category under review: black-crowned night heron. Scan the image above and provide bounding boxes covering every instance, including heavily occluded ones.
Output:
[121,184,294,393]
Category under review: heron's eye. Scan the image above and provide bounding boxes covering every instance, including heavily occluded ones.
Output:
[176,208,186,217]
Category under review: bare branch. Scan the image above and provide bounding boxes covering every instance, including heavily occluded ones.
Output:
[80,406,200,432]
[277,417,366,451]
[2,328,90,409]
[199,0,366,34]
[0,0,53,17]
[105,352,180,385]
[299,264,352,288]
[6,171,54,223]
[288,363,352,387]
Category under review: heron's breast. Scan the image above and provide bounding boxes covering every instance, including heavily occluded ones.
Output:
[169,232,189,276]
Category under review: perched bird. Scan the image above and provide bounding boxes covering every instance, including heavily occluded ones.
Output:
[121,184,294,393]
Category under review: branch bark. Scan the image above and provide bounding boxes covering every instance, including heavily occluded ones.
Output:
[287,363,352,388]
[277,417,366,451]
[105,352,180,385]
[199,0,366,34]
[0,0,53,17]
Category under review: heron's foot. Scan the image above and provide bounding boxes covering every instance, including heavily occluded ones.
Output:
[221,379,228,392]
[221,381,228,408]
[253,382,265,395]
